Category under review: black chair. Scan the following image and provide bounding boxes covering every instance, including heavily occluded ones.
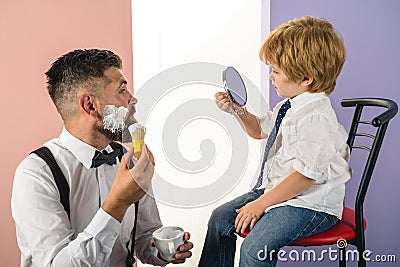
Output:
[240,98,398,267]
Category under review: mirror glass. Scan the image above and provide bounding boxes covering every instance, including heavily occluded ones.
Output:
[222,66,247,115]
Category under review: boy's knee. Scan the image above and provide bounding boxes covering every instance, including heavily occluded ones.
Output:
[209,205,229,223]
[207,205,237,236]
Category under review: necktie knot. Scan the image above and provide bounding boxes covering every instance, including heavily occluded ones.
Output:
[274,99,291,134]
[91,149,122,168]
[281,99,291,111]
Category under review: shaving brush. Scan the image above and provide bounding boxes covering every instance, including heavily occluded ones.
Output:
[128,123,146,158]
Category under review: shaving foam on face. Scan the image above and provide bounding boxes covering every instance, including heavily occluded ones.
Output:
[103,105,128,133]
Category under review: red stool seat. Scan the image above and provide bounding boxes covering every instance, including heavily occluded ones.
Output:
[239,207,367,246]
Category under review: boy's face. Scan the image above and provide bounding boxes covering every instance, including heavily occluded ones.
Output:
[269,64,310,99]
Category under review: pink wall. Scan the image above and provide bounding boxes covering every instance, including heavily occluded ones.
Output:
[0,0,133,265]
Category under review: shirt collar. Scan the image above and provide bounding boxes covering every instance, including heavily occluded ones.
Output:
[289,91,327,113]
[59,127,98,169]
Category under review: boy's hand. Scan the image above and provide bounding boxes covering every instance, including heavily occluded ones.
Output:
[235,200,265,233]
[215,92,234,113]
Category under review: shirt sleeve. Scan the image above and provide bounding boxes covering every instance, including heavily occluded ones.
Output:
[258,100,287,136]
[134,186,168,266]
[292,114,338,181]
[11,157,120,267]
[257,111,274,135]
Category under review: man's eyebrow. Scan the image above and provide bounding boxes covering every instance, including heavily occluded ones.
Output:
[119,80,127,87]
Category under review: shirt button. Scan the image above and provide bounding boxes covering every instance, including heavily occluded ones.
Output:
[114,232,118,238]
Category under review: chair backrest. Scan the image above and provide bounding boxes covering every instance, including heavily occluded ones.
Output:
[341,98,398,246]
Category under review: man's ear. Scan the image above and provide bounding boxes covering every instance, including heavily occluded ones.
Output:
[301,76,314,87]
[79,94,96,116]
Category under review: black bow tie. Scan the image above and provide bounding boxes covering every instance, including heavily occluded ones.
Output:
[91,149,122,168]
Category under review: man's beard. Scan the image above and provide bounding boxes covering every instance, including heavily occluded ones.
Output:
[96,113,132,143]
[96,125,123,142]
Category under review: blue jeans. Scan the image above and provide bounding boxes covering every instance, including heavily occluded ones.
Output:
[198,189,338,267]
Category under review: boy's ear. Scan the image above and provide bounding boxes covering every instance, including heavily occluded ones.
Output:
[301,76,313,86]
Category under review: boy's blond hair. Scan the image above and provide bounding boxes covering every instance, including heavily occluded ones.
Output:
[259,16,346,95]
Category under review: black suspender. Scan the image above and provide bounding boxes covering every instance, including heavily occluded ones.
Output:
[109,142,139,265]
[126,201,139,266]
[31,147,71,219]
[31,142,138,266]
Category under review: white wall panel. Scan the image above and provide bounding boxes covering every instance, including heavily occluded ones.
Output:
[132,1,269,266]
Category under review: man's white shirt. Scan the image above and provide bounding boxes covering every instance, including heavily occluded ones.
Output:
[12,128,167,266]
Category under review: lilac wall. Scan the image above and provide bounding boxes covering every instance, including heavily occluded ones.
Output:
[269,0,400,266]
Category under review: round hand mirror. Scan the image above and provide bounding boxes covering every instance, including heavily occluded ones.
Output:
[222,66,248,115]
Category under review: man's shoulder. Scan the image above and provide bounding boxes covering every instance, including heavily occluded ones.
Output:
[12,139,67,220]
[16,137,65,174]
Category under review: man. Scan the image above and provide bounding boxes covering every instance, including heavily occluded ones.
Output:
[11,49,193,266]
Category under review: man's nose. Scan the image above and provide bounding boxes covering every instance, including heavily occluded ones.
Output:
[128,96,138,106]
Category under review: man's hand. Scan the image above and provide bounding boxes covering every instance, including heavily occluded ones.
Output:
[170,232,193,264]
[126,144,154,190]
[102,145,154,222]
[152,232,194,264]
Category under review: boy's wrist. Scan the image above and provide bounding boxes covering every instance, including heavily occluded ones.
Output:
[230,106,248,117]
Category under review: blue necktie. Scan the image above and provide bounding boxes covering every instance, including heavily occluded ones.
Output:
[252,99,291,190]
[91,149,122,168]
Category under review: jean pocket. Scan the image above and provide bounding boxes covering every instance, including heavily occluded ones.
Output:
[329,214,339,225]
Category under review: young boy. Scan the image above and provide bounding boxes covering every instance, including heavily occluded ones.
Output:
[199,16,351,267]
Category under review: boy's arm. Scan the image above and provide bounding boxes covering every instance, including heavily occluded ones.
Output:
[215,92,265,139]
[233,111,264,139]
[235,171,315,233]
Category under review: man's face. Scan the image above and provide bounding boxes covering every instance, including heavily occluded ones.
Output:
[95,67,137,141]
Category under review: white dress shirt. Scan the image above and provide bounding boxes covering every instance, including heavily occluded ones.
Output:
[12,128,167,267]
[257,92,352,218]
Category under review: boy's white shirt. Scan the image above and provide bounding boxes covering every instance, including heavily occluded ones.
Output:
[257,92,351,218]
